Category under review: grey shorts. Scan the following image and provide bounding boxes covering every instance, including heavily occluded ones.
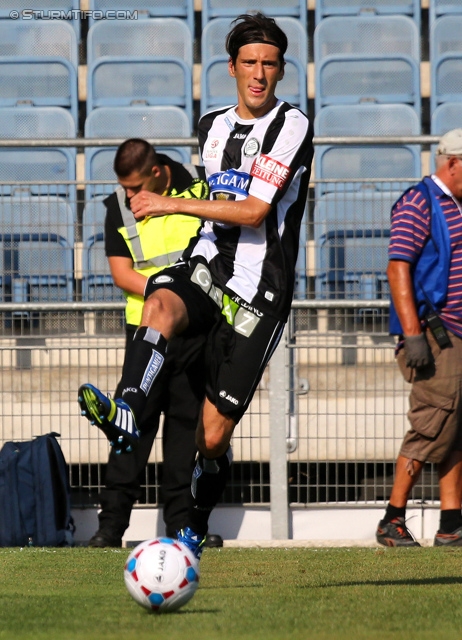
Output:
[398,328,462,464]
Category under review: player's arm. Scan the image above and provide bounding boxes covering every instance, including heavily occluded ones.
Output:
[129,191,271,228]
[108,255,147,297]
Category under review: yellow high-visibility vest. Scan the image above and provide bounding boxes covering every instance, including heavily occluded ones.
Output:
[116,178,208,325]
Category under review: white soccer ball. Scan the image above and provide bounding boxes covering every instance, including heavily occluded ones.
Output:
[124,537,200,613]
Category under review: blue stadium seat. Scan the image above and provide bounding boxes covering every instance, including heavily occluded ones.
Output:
[315,103,421,194]
[430,16,462,115]
[0,106,76,211]
[314,15,421,114]
[314,190,400,300]
[201,0,307,30]
[200,17,308,114]
[0,21,78,123]
[81,196,122,302]
[429,0,462,29]
[315,0,420,28]
[317,228,391,302]
[0,194,74,305]
[0,1,81,40]
[88,0,194,34]
[86,19,193,122]
[84,105,192,199]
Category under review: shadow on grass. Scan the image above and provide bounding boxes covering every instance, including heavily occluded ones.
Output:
[176,609,221,615]
[305,577,462,588]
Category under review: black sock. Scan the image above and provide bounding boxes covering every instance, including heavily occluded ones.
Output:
[384,503,406,523]
[188,448,233,536]
[439,509,462,534]
[118,326,167,425]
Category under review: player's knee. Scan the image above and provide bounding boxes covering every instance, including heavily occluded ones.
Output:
[144,292,162,316]
[142,294,174,337]
[198,429,231,459]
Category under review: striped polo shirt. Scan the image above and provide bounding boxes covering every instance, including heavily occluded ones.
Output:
[389,175,462,337]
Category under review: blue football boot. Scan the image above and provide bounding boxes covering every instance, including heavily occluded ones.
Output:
[78,383,140,454]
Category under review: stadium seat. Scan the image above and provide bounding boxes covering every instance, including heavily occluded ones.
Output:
[0,194,74,306]
[430,15,462,115]
[201,0,307,30]
[0,1,81,40]
[86,19,193,122]
[0,21,78,123]
[315,0,420,28]
[88,0,194,34]
[314,103,421,194]
[0,106,77,211]
[313,190,400,300]
[317,228,391,301]
[84,105,192,199]
[81,196,123,302]
[314,15,421,114]
[429,0,462,29]
[200,17,308,114]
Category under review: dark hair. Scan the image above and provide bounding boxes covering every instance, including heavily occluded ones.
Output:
[225,12,288,65]
[113,138,159,178]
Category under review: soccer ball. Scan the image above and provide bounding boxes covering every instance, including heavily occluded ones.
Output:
[124,537,200,613]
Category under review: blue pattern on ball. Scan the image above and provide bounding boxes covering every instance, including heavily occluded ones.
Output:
[185,567,197,582]
[127,558,137,572]
[148,592,165,606]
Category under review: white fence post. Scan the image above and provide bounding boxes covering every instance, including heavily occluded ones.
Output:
[269,324,289,539]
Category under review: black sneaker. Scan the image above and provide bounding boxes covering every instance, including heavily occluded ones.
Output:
[88,530,122,548]
[204,533,223,548]
[376,517,421,547]
[434,526,462,547]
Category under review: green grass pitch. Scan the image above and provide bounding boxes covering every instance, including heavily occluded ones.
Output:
[1,546,462,640]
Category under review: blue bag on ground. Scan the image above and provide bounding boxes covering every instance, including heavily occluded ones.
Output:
[0,432,75,546]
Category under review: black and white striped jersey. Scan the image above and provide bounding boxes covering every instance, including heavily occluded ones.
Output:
[184,100,313,321]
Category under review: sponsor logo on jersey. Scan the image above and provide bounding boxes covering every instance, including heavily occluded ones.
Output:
[219,390,239,405]
[208,169,250,198]
[233,133,247,139]
[204,137,226,160]
[221,294,261,337]
[231,295,263,317]
[244,137,260,157]
[224,116,235,131]
[251,154,291,189]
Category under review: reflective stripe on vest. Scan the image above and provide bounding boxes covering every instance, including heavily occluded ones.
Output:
[115,186,201,325]
[116,187,184,270]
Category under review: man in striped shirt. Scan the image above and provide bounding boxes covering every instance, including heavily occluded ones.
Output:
[376,128,462,547]
[79,13,314,556]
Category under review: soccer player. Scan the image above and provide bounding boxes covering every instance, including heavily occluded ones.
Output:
[79,13,314,557]
[86,139,221,549]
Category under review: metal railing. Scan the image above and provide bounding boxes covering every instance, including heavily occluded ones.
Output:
[0,154,441,514]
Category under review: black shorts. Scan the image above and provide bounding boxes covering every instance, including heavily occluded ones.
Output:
[145,261,285,422]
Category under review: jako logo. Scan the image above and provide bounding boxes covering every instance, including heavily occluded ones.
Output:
[219,390,238,405]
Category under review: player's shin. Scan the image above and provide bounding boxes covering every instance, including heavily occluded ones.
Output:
[118,326,168,425]
[188,447,233,535]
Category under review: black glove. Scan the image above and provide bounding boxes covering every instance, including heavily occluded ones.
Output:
[404,333,433,368]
